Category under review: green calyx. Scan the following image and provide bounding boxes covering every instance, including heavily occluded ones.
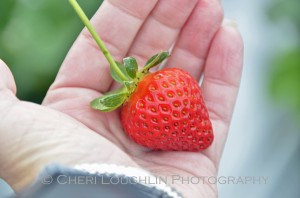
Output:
[90,51,170,112]
[69,0,170,112]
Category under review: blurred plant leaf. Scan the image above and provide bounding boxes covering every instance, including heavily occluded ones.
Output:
[0,0,103,103]
[267,0,300,121]
[267,0,300,32]
[269,48,300,118]
[0,0,17,30]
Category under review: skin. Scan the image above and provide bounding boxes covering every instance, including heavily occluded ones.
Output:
[0,0,243,197]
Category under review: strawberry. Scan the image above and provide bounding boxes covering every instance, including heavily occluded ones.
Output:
[70,0,213,151]
[121,68,213,151]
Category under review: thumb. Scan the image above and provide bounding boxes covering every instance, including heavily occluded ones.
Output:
[0,59,17,100]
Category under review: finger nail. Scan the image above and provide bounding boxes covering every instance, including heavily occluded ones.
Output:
[222,18,238,28]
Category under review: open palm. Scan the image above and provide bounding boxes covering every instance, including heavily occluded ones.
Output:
[0,0,243,197]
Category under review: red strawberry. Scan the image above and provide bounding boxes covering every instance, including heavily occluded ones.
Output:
[70,0,213,151]
[121,68,213,151]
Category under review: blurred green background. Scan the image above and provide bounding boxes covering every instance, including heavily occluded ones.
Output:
[0,0,103,103]
[267,0,300,121]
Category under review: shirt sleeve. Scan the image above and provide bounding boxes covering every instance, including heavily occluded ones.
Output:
[13,164,183,198]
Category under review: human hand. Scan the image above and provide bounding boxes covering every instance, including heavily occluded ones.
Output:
[0,0,243,197]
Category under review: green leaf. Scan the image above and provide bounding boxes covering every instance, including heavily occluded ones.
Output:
[124,57,138,78]
[144,51,170,70]
[269,47,300,119]
[123,80,135,93]
[110,61,130,83]
[90,88,127,112]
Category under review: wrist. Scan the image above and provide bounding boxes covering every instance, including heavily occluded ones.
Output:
[0,123,137,192]
[15,163,183,198]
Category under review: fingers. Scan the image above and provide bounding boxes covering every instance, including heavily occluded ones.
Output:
[164,0,223,80]
[127,0,197,66]
[0,60,17,100]
[201,22,244,164]
[49,0,158,94]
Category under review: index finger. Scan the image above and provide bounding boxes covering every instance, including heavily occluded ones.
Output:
[49,0,158,93]
[201,22,244,165]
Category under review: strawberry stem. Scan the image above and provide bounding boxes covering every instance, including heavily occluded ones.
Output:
[69,0,128,81]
